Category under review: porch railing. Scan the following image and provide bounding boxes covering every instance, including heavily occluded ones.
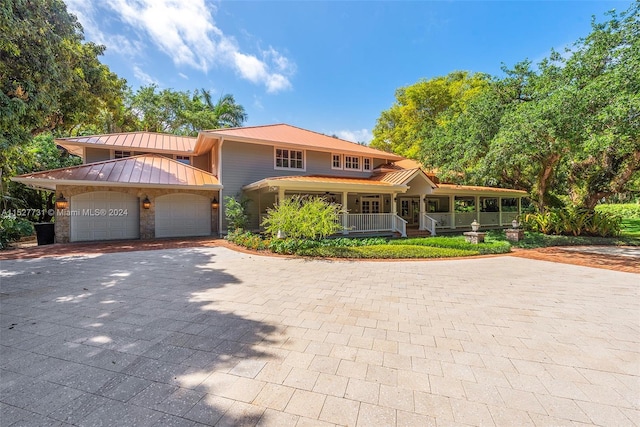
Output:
[422,214,438,236]
[337,213,407,237]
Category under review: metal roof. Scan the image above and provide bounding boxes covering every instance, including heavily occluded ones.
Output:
[56,132,197,154]
[12,155,221,191]
[204,124,404,160]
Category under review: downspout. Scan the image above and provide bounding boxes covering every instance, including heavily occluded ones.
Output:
[218,137,224,237]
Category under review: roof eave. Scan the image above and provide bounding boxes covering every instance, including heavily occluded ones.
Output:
[12,177,222,191]
[243,178,408,193]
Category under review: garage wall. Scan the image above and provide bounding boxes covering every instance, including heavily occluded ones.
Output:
[55,185,219,243]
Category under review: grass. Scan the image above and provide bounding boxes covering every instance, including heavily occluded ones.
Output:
[486,225,640,249]
[388,236,511,255]
[296,244,479,258]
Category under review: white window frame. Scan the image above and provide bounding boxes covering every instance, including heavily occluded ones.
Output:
[274,147,306,171]
[176,155,191,165]
[344,155,361,171]
[331,153,343,170]
[363,158,372,171]
[114,150,132,159]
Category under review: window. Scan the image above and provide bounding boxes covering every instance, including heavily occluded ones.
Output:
[363,158,372,171]
[332,154,342,170]
[114,150,132,159]
[344,155,360,170]
[275,148,304,170]
[176,155,191,165]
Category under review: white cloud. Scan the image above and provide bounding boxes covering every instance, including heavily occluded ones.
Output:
[335,129,373,144]
[70,0,295,93]
[133,65,159,85]
[178,72,189,80]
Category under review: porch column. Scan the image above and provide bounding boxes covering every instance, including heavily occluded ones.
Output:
[278,187,285,205]
[419,193,426,230]
[499,197,502,226]
[450,196,456,229]
[518,197,522,214]
[475,195,480,222]
[342,191,349,234]
[391,193,397,215]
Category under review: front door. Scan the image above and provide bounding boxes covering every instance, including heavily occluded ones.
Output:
[361,196,380,214]
[399,197,420,225]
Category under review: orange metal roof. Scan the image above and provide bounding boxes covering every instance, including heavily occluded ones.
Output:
[437,183,527,194]
[268,175,393,186]
[12,155,221,190]
[204,124,404,160]
[56,132,197,153]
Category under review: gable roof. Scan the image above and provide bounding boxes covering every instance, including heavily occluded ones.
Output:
[12,155,221,191]
[202,124,404,161]
[56,132,198,156]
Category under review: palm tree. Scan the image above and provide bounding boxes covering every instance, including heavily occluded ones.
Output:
[194,89,247,130]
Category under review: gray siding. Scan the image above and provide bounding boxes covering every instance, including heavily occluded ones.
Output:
[220,140,392,232]
[85,147,111,163]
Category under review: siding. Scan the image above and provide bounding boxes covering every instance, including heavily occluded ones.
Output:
[220,140,390,232]
[192,152,211,172]
[85,147,111,163]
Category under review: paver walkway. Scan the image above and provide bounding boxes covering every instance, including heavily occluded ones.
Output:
[1,247,638,426]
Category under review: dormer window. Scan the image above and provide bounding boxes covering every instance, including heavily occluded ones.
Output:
[114,150,132,159]
[176,155,191,165]
[363,158,372,171]
[275,148,305,170]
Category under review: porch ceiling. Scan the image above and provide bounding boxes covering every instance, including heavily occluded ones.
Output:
[243,175,408,194]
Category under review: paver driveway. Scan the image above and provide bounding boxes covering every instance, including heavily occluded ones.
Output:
[1,247,638,426]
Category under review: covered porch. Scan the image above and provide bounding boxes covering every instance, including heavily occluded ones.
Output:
[242,170,437,238]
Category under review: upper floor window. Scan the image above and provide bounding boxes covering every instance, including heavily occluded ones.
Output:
[114,150,132,159]
[363,158,372,171]
[176,155,191,165]
[275,148,304,170]
[332,154,342,170]
[344,155,360,170]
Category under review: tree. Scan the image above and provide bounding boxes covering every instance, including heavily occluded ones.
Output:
[1,0,126,196]
[127,86,247,136]
[370,71,489,159]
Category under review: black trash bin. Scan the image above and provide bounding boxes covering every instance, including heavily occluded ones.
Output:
[34,223,55,245]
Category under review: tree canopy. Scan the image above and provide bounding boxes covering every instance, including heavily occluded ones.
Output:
[373,3,639,210]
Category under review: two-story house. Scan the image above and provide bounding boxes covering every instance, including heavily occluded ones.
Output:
[13,123,527,243]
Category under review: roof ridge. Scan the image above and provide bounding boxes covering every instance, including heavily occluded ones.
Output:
[56,131,198,141]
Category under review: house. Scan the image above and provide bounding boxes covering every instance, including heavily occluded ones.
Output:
[13,124,527,243]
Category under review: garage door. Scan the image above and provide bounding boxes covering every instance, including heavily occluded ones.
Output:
[155,193,211,238]
[71,191,140,242]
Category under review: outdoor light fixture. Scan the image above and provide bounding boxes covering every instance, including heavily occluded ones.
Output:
[211,197,219,210]
[142,196,151,209]
[355,198,359,204]
[55,194,68,210]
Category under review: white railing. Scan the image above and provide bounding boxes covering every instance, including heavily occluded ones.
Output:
[427,213,452,228]
[423,214,438,236]
[479,212,500,226]
[393,215,407,237]
[501,212,518,225]
[455,212,477,227]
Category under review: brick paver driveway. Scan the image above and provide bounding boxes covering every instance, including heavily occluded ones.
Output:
[1,247,638,426]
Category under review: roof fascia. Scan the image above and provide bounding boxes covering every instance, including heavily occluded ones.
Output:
[12,177,223,191]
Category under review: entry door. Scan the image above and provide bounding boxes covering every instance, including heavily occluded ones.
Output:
[361,196,380,214]
[399,197,420,225]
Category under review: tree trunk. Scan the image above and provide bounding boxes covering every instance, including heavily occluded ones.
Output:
[535,153,561,213]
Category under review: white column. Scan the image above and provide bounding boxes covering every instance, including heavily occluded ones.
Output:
[419,193,426,230]
[391,193,397,215]
[278,187,285,205]
[475,195,480,222]
[450,196,456,229]
[342,191,349,234]
[498,197,503,226]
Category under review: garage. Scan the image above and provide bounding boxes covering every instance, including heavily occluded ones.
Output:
[71,191,140,242]
[155,193,211,238]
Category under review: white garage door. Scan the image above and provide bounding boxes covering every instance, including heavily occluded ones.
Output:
[155,193,211,238]
[71,191,140,242]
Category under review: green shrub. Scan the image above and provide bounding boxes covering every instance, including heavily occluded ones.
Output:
[224,196,249,232]
[389,236,511,255]
[0,213,34,249]
[226,230,269,250]
[522,208,621,237]
[262,195,342,240]
[595,203,640,219]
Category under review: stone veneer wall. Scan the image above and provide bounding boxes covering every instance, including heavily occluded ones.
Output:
[55,185,219,243]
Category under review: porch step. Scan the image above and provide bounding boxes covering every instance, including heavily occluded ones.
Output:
[405,229,432,238]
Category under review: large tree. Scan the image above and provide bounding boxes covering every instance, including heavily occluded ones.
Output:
[1,0,126,195]
[370,71,489,159]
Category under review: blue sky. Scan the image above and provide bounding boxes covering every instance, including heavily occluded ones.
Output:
[65,0,631,143]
